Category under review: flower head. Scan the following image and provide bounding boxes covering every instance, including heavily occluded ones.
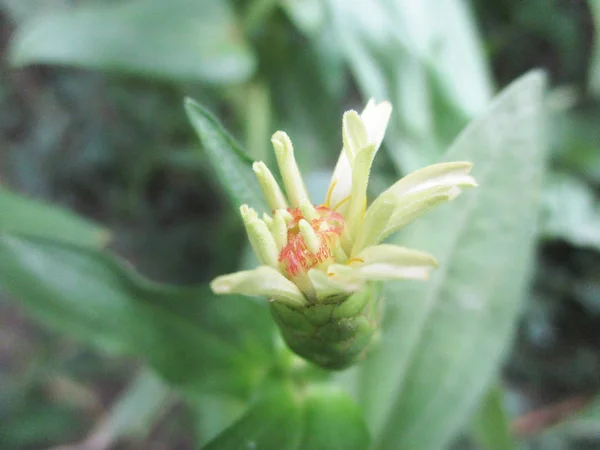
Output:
[209,99,476,369]
[211,99,476,306]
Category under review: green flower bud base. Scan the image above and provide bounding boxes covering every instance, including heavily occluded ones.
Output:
[270,282,382,370]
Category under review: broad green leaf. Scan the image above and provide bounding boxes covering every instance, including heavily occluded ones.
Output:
[325,0,493,172]
[203,383,302,450]
[588,0,600,96]
[254,18,344,170]
[191,394,248,446]
[0,234,275,398]
[357,71,547,449]
[471,384,518,450]
[79,370,172,447]
[552,105,600,183]
[9,0,255,84]
[202,383,370,450]
[0,187,107,247]
[185,98,268,212]
[299,385,370,450]
[282,0,326,36]
[541,172,600,251]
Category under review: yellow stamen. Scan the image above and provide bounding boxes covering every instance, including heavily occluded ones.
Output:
[325,179,338,208]
[346,257,364,265]
[333,194,351,212]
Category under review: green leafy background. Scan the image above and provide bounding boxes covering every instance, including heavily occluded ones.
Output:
[1,1,599,449]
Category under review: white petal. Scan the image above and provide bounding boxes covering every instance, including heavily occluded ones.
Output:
[326,100,392,215]
[353,186,458,255]
[210,266,307,307]
[342,110,368,161]
[353,162,477,254]
[351,194,396,256]
[345,143,376,240]
[360,99,392,151]
[384,161,477,198]
[351,244,438,281]
[326,150,353,215]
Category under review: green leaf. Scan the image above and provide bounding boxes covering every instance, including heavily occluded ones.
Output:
[299,386,370,450]
[471,384,518,450]
[254,18,344,171]
[9,0,255,84]
[325,0,493,172]
[202,383,370,450]
[0,187,107,247]
[0,234,275,398]
[185,98,268,211]
[203,383,302,450]
[588,0,600,96]
[541,172,600,251]
[357,71,547,449]
[552,105,600,183]
[81,370,172,447]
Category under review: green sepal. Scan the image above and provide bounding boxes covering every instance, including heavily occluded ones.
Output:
[270,282,382,370]
[303,304,335,327]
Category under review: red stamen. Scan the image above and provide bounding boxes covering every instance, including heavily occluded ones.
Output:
[279,205,344,277]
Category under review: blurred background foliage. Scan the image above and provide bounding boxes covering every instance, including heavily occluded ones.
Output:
[0,0,599,449]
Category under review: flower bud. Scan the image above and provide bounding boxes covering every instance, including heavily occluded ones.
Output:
[209,99,476,370]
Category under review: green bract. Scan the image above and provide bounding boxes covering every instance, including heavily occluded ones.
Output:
[210,100,477,369]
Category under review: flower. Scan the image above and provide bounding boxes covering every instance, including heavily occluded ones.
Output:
[209,99,477,369]
[211,99,476,303]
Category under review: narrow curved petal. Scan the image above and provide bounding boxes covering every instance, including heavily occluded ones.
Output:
[360,99,392,151]
[272,131,311,207]
[350,244,438,281]
[383,161,476,198]
[351,195,397,256]
[353,162,477,254]
[326,99,392,215]
[210,266,308,307]
[252,161,288,210]
[382,187,461,237]
[326,263,365,285]
[345,143,376,240]
[353,186,459,255]
[240,205,279,268]
[326,151,353,215]
[342,110,368,162]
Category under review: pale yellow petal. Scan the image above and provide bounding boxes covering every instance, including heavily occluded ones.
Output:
[351,244,438,281]
[383,161,476,198]
[342,110,368,161]
[326,152,353,215]
[240,205,279,267]
[345,143,376,241]
[360,99,392,151]
[353,162,477,254]
[272,131,311,207]
[326,100,392,215]
[350,195,396,256]
[252,161,288,210]
[210,266,307,307]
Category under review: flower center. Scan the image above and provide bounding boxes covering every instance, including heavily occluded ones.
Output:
[279,205,345,277]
